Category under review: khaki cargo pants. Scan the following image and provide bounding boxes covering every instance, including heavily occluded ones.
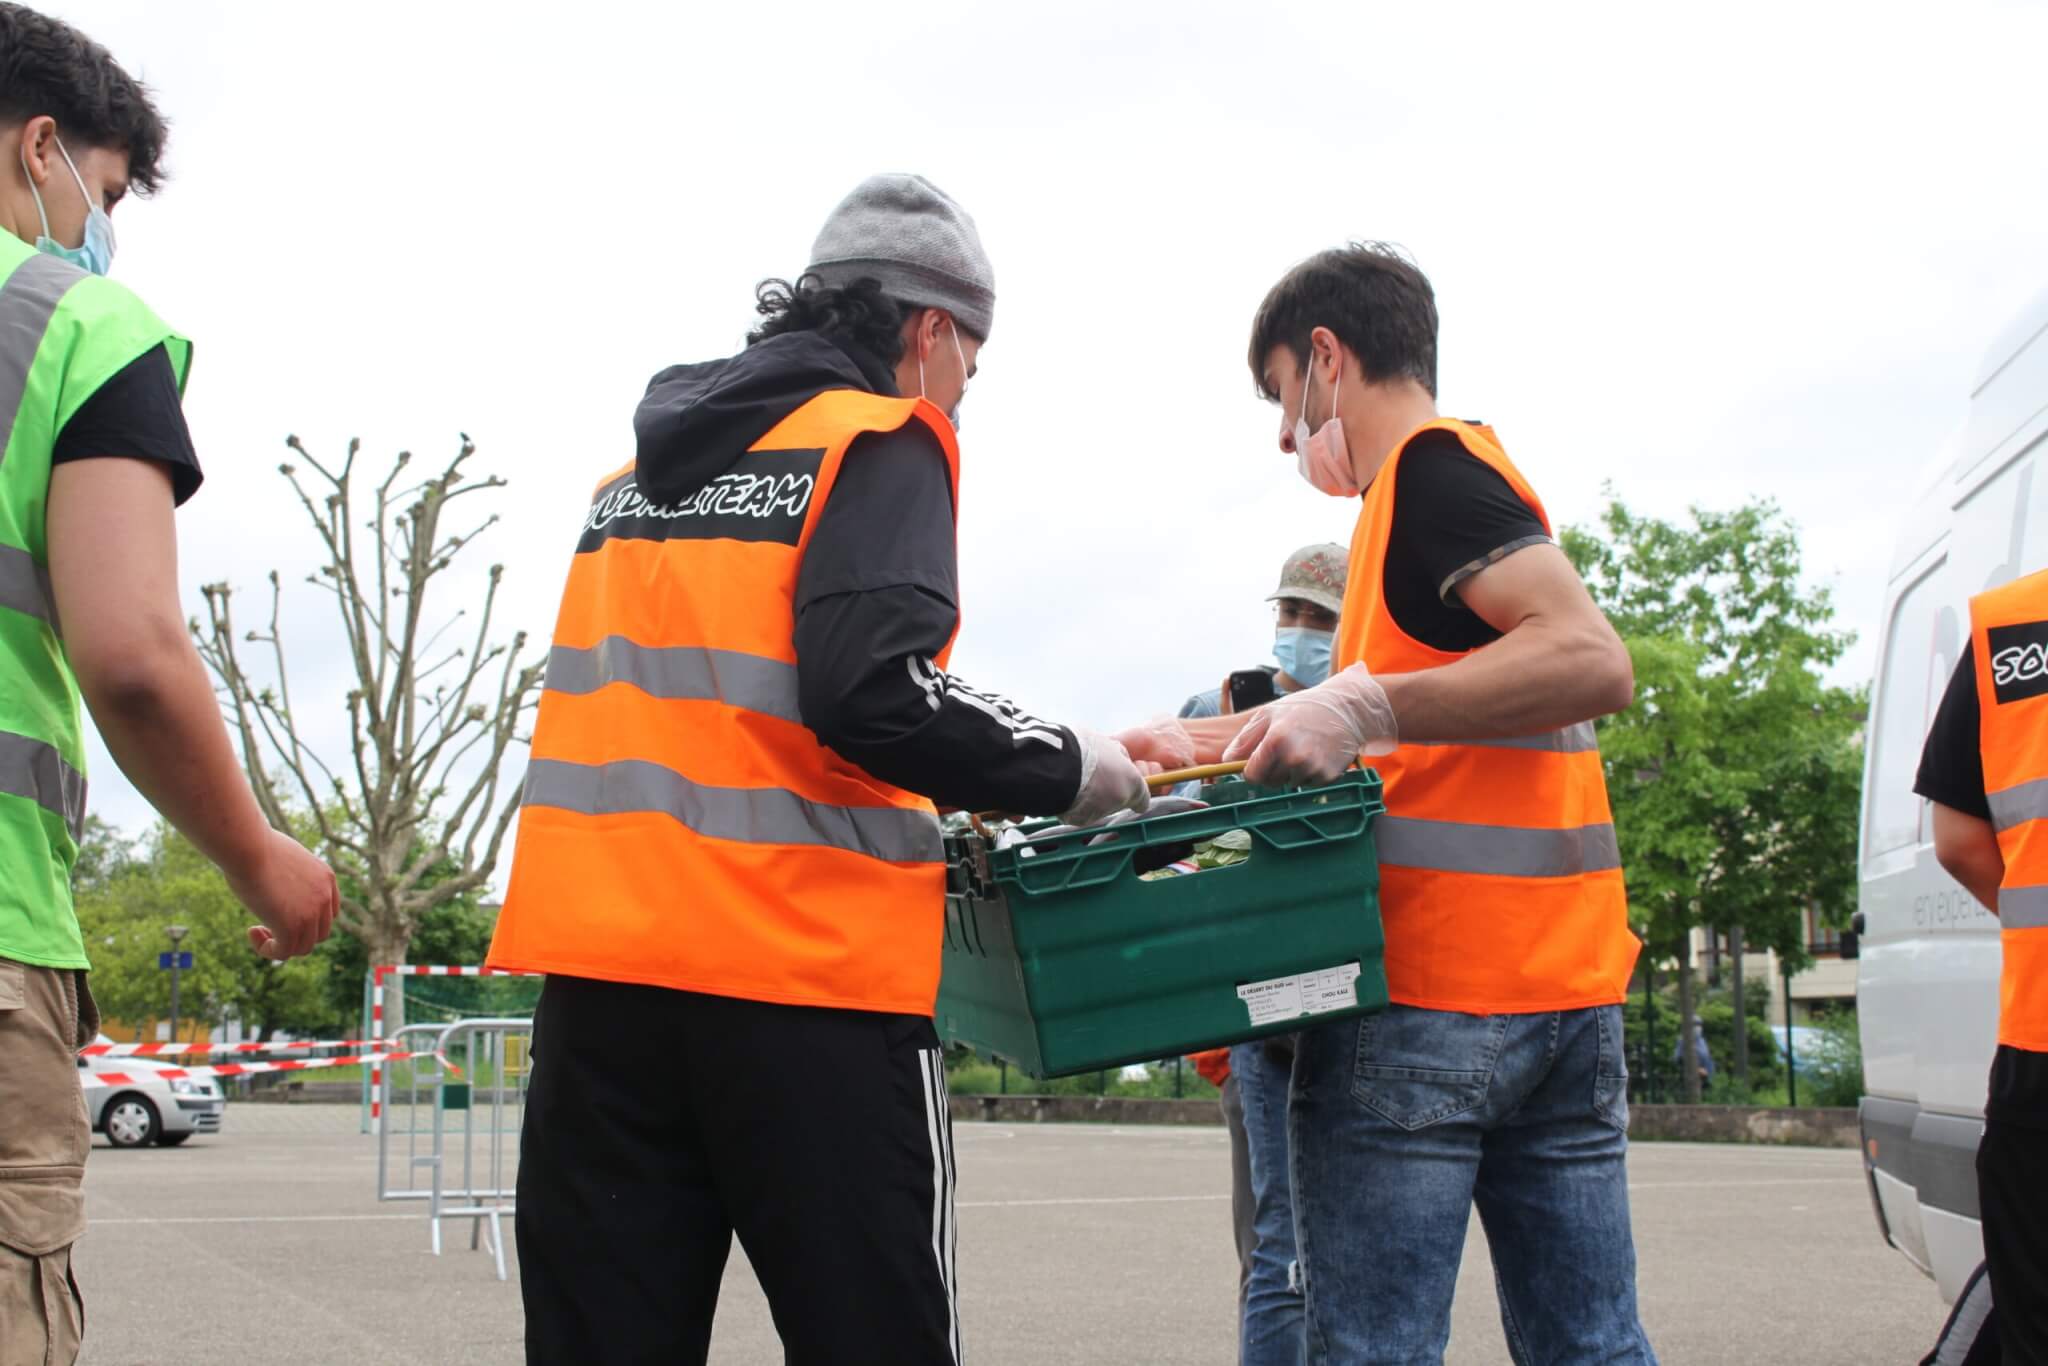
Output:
[0,957,97,1366]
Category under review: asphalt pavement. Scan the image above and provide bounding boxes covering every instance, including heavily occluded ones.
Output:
[74,1106,1947,1365]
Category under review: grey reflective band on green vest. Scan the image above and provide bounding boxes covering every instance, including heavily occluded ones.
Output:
[2000,884,2048,929]
[1410,722,1599,755]
[0,543,53,624]
[1376,815,1622,878]
[0,253,82,475]
[521,757,943,865]
[0,728,86,842]
[1987,777,2048,834]
[544,638,802,725]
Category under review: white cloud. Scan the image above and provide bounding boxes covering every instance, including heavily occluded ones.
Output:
[45,0,2048,879]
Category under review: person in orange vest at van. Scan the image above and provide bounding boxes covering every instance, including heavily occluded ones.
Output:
[1913,565,2048,1365]
[1120,243,1655,1363]
[486,174,1152,1365]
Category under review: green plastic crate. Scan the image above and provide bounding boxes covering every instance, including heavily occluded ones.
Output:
[937,770,1388,1078]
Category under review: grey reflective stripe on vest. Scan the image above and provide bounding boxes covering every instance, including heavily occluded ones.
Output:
[0,728,86,842]
[522,757,943,865]
[1999,884,2048,929]
[0,253,83,475]
[545,638,801,725]
[1409,722,1599,755]
[0,542,53,624]
[1987,776,2048,834]
[1376,814,1621,878]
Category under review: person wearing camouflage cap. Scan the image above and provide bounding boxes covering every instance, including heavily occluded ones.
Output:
[1173,541,1346,1366]
[1181,543,1348,722]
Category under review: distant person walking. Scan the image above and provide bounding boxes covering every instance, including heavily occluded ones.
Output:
[0,9,336,1362]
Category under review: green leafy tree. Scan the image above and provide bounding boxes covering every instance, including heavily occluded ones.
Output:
[73,822,332,1042]
[1564,497,1864,1101]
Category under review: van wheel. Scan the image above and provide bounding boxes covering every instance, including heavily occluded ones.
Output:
[104,1096,161,1149]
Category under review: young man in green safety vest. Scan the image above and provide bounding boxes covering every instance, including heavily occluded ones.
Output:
[0,8,337,1361]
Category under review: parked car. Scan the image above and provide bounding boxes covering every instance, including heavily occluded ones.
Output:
[78,1034,227,1149]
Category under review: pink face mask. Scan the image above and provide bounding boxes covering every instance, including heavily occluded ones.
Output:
[1293,357,1357,498]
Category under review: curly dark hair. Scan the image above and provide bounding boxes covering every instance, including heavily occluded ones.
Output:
[748,274,915,367]
[1248,242,1438,400]
[0,3,168,195]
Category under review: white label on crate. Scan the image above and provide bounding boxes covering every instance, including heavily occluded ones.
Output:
[1236,962,1362,1026]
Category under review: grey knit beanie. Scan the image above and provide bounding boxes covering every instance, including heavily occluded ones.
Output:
[806,173,995,341]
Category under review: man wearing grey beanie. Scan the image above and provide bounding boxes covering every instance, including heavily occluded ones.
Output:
[502,173,1152,1364]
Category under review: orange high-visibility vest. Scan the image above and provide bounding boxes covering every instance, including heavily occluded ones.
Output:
[1189,1048,1232,1087]
[1338,418,1639,1013]
[487,390,962,1016]
[1968,567,2048,1053]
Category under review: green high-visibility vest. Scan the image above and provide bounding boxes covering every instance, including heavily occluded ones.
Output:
[0,233,190,970]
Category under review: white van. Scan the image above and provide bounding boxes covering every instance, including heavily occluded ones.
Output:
[1857,286,2048,1304]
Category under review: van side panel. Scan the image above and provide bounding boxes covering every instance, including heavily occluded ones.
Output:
[1859,297,2048,1300]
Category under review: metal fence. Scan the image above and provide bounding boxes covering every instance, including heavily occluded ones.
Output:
[375,1017,533,1280]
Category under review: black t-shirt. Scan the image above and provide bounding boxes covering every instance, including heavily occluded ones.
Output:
[1913,646,2048,1125]
[1915,649,1989,820]
[1377,428,1553,652]
[50,344,202,505]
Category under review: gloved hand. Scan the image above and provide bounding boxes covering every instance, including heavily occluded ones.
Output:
[1115,717,1198,771]
[1221,664,1397,788]
[1061,729,1153,828]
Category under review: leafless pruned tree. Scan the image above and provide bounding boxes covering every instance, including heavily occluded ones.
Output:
[194,435,544,989]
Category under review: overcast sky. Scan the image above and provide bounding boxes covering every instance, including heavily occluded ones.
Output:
[47,1,2048,868]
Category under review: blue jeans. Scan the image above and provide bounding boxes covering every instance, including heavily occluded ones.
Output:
[1290,1004,1656,1366]
[1232,1040,1305,1366]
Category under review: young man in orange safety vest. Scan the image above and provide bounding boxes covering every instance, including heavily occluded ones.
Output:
[1122,244,1656,1363]
[488,174,1152,1364]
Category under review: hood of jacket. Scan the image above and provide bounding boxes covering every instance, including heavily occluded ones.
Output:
[632,332,898,507]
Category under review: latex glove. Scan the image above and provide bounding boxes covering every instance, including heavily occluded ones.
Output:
[1061,729,1153,828]
[1115,717,1198,771]
[1221,664,1397,788]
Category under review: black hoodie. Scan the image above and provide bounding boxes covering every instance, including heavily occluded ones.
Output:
[630,332,1083,817]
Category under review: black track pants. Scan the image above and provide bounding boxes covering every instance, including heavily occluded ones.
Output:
[1980,1119,2048,1365]
[516,976,961,1365]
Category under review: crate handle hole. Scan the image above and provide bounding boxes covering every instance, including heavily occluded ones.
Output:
[1133,831,1253,881]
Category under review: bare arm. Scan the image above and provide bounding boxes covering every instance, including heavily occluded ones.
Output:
[1134,544,1632,777]
[48,458,336,956]
[1931,801,2004,912]
[1220,543,1634,787]
[1379,542,1633,740]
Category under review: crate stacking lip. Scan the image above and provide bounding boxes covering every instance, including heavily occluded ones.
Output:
[938,770,1389,1079]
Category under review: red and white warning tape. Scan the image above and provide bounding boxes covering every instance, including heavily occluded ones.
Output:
[81,1049,444,1090]
[368,964,539,1134]
[80,1038,400,1059]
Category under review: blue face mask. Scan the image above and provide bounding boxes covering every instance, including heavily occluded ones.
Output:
[23,137,115,276]
[1273,627,1334,687]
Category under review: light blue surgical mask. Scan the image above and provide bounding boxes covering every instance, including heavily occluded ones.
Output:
[22,137,115,276]
[1273,627,1334,687]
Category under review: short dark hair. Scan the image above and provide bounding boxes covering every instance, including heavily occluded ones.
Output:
[1248,242,1438,400]
[748,273,915,367]
[0,3,169,195]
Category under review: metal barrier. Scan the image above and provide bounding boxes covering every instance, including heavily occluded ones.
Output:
[375,1017,533,1280]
